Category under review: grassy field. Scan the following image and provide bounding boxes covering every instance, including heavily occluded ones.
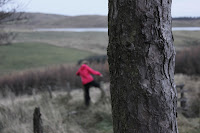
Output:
[0,30,197,75]
[1,14,200,133]
[172,18,200,27]
[173,31,200,50]
[0,42,94,75]
[14,31,108,54]
[0,31,199,133]
[13,30,200,53]
[0,81,199,133]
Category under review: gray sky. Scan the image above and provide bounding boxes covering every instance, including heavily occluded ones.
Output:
[16,0,199,17]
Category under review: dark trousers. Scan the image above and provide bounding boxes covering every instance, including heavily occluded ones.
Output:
[83,80,100,106]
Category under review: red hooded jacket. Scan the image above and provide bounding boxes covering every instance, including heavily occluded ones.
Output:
[76,64,102,85]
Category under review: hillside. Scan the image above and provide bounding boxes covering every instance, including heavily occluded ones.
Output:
[7,13,108,28]
[5,12,200,29]
[173,17,200,27]
[0,42,94,75]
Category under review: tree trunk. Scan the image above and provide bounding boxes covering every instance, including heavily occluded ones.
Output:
[107,0,178,133]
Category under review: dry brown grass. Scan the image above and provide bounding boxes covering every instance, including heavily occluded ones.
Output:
[0,82,112,133]
[0,79,199,133]
[175,74,200,103]
[175,74,200,118]
[0,63,109,96]
[175,45,200,75]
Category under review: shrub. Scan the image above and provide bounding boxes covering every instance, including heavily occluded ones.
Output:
[0,63,109,96]
[175,45,200,75]
[189,93,200,117]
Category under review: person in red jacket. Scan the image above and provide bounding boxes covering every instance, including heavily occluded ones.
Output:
[76,61,103,106]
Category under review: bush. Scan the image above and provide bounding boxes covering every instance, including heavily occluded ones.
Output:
[189,93,200,117]
[0,63,109,96]
[175,45,200,75]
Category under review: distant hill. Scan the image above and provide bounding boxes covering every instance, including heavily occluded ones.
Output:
[5,12,200,29]
[172,17,200,27]
[6,12,107,29]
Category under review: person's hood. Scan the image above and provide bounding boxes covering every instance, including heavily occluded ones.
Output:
[80,64,87,70]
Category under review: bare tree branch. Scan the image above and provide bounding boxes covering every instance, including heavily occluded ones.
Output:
[0,0,24,45]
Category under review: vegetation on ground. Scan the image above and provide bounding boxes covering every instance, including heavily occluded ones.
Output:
[0,77,199,133]
[2,30,198,76]
[12,31,200,54]
[0,82,113,133]
[173,31,200,51]
[176,45,200,75]
[0,63,109,96]
[172,17,200,27]
[13,31,108,54]
[0,29,199,132]
[0,42,93,75]
[175,74,200,118]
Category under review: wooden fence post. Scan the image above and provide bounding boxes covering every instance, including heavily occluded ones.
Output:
[99,81,105,99]
[180,85,187,109]
[177,84,187,110]
[66,82,71,97]
[32,88,37,102]
[47,86,53,99]
[33,107,43,133]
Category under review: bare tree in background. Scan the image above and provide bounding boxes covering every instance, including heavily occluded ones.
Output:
[0,0,23,45]
[108,0,178,133]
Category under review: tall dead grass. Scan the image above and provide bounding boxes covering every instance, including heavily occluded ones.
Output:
[0,81,199,133]
[0,63,109,96]
[175,74,200,117]
[176,45,200,75]
[0,83,112,133]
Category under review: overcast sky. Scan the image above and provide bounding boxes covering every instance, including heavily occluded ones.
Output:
[16,0,199,17]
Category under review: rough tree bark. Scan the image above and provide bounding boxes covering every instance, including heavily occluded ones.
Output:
[107,0,178,133]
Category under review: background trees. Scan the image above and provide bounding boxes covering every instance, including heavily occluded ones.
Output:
[0,0,23,45]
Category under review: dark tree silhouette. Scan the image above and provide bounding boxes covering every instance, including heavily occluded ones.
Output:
[0,0,23,45]
[107,0,178,133]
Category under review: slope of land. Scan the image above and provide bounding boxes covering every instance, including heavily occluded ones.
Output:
[7,13,107,29]
[13,30,200,53]
[0,42,94,75]
[14,31,108,54]
[173,17,200,27]
[5,12,200,29]
[0,30,195,75]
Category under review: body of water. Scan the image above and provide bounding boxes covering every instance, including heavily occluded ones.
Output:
[35,27,200,32]
[172,27,200,31]
[35,28,108,32]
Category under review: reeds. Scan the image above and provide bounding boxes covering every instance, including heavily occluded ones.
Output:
[0,63,109,96]
[176,45,200,75]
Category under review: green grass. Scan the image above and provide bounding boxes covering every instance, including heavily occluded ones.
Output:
[14,30,200,53]
[15,31,108,54]
[0,42,94,75]
[173,31,200,50]
[0,30,199,75]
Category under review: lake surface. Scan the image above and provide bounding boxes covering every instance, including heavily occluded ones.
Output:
[35,27,200,32]
[35,28,108,32]
[172,27,200,31]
